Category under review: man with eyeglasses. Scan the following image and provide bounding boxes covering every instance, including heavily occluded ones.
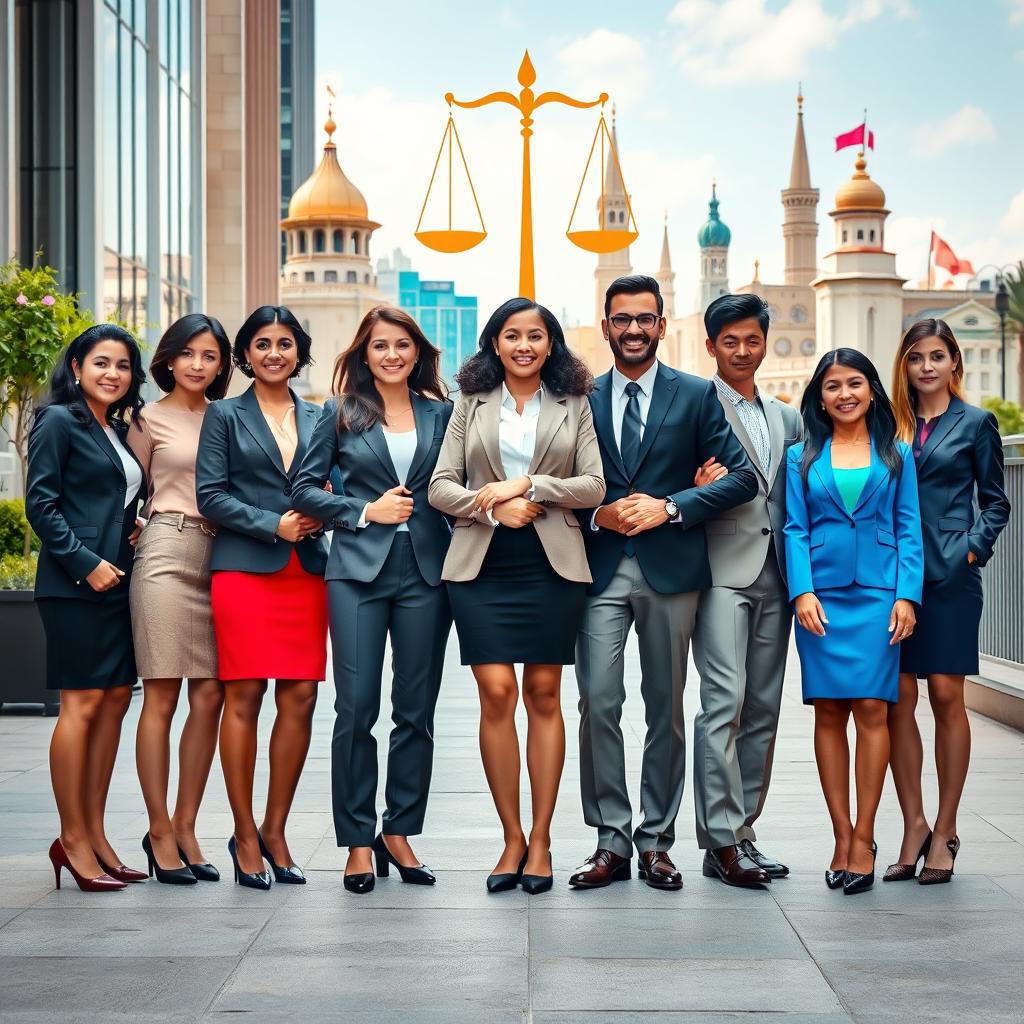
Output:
[570,275,758,892]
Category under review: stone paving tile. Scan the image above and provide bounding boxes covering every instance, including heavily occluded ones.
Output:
[531,1015,855,1024]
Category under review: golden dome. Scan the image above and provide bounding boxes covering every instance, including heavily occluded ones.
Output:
[834,152,885,210]
[283,112,372,225]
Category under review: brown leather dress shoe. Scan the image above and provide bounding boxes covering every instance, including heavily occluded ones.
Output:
[702,845,771,888]
[637,850,683,890]
[568,849,631,888]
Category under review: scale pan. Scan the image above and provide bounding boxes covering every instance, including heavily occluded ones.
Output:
[415,230,487,254]
[567,229,639,254]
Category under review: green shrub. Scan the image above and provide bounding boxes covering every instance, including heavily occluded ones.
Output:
[0,553,37,590]
[0,499,40,557]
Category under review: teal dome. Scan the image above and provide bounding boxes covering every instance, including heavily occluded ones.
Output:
[697,183,731,248]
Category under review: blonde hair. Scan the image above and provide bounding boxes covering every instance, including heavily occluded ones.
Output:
[891,318,965,443]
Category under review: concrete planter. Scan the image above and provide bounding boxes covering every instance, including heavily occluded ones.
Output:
[0,591,58,715]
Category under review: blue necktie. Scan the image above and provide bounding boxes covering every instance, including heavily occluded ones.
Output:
[620,381,642,477]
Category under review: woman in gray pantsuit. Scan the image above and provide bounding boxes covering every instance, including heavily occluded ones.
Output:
[292,306,452,895]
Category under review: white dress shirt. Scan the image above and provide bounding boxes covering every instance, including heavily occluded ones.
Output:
[592,360,680,530]
[357,425,418,532]
[103,426,143,509]
[713,374,770,475]
[481,384,540,523]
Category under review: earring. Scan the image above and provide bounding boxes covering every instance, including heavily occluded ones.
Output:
[75,378,81,386]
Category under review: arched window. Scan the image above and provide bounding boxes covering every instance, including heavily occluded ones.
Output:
[869,229,876,243]
[351,231,359,254]
[619,211,625,224]
[842,229,848,243]
[298,231,307,254]
[364,273,370,284]
[332,229,343,252]
[313,229,325,253]
[608,211,615,224]
[856,229,864,241]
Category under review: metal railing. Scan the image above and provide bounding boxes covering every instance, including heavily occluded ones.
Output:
[979,434,1023,666]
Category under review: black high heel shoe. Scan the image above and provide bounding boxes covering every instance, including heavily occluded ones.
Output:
[487,850,528,894]
[883,831,931,882]
[257,831,306,884]
[521,852,553,895]
[141,833,197,885]
[343,848,375,894]
[843,840,878,895]
[918,835,960,885]
[177,845,220,883]
[824,868,846,890]
[227,836,272,891]
[372,834,435,885]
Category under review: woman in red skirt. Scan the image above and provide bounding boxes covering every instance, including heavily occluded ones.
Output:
[196,305,329,890]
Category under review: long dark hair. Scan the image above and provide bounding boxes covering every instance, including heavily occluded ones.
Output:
[799,348,902,481]
[455,297,593,396]
[148,312,233,400]
[233,305,313,378]
[43,324,146,430]
[332,305,448,432]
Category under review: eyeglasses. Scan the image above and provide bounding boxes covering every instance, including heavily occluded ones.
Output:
[609,313,662,331]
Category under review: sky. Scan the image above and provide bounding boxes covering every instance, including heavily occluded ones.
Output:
[314,0,1024,328]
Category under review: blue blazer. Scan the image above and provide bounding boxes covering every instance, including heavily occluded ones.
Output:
[784,439,924,604]
[912,397,1010,582]
[195,385,329,575]
[26,404,145,600]
[291,394,453,586]
[577,363,759,595]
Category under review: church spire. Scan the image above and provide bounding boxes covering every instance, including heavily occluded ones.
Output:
[781,85,819,286]
[603,103,625,198]
[656,212,676,320]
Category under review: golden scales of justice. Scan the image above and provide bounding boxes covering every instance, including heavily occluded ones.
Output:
[415,50,638,300]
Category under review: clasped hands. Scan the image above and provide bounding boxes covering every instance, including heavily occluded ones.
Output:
[594,455,729,537]
[472,476,545,529]
[277,481,332,540]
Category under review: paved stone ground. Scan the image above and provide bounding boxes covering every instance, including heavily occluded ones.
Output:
[1,632,1023,1023]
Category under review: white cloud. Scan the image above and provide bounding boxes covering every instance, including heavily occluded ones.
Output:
[1002,189,1024,235]
[1005,0,1024,25]
[556,29,652,106]
[887,214,946,287]
[912,105,996,157]
[666,0,899,85]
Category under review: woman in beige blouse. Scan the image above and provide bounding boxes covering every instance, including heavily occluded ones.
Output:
[128,314,233,884]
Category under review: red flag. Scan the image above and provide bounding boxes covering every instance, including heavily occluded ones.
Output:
[931,232,974,277]
[835,122,875,151]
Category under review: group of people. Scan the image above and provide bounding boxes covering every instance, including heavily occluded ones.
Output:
[25,273,1010,900]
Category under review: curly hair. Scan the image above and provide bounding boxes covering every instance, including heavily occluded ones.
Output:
[455,297,593,396]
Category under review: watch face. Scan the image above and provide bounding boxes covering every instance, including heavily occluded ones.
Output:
[666,500,679,516]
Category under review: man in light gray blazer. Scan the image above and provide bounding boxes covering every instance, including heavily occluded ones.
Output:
[692,293,803,888]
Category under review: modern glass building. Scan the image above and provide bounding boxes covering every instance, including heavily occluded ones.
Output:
[280,0,314,265]
[397,270,478,388]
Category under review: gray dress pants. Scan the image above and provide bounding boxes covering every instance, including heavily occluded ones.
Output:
[575,554,699,858]
[691,552,791,850]
[327,534,452,846]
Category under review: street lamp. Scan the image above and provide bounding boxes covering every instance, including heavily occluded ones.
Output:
[996,279,1010,400]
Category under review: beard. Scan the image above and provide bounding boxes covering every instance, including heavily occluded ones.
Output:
[609,331,660,365]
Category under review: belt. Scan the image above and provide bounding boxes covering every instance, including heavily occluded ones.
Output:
[148,511,217,537]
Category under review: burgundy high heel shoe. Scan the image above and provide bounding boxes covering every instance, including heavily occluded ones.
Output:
[96,856,148,883]
[48,839,127,892]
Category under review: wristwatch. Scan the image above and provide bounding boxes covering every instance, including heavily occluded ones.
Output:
[664,498,679,518]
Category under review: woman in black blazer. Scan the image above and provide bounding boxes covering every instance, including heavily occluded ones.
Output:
[292,306,453,894]
[26,325,148,892]
[196,306,329,890]
[887,319,1010,884]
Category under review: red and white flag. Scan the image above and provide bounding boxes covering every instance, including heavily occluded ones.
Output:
[835,122,875,151]
[931,231,975,278]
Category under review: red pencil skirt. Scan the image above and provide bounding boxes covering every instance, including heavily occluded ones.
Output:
[211,550,328,682]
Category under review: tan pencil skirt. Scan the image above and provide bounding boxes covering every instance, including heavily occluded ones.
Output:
[130,513,218,680]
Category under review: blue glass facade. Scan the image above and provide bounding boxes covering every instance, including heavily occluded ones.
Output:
[397,270,478,389]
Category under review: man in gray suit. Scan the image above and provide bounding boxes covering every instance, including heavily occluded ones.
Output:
[692,293,802,888]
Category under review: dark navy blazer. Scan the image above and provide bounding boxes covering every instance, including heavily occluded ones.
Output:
[291,393,453,587]
[26,404,145,600]
[577,362,759,595]
[784,439,924,604]
[912,397,1010,582]
[195,386,328,575]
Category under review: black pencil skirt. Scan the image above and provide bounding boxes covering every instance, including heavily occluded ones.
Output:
[448,524,587,666]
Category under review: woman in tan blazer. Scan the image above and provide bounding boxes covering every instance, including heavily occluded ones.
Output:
[430,298,605,894]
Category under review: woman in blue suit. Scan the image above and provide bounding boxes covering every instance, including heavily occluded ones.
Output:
[291,306,453,895]
[785,348,923,895]
[885,320,1010,885]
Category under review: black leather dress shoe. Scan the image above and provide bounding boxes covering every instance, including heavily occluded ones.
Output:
[637,851,683,890]
[741,840,789,878]
[702,845,770,888]
[568,849,631,889]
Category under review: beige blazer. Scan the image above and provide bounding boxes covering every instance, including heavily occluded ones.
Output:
[429,386,605,583]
